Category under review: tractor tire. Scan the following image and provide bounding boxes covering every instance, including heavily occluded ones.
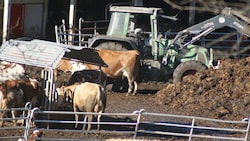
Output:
[95,42,128,51]
[173,60,207,84]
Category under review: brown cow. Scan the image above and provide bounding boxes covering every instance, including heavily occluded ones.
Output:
[84,49,140,95]
[0,78,43,127]
[53,50,140,95]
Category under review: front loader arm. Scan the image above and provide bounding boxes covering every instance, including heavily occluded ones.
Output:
[171,7,250,48]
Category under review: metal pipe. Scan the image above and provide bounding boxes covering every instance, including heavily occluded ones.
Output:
[2,0,10,43]
[68,0,76,45]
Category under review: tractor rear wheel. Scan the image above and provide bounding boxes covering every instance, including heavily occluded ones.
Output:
[173,60,207,84]
[95,42,128,51]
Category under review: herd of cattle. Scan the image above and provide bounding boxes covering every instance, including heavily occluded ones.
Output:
[0,49,140,133]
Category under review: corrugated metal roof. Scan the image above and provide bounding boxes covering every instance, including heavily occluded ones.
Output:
[0,39,106,69]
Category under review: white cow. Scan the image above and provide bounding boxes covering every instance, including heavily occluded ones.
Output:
[53,59,86,81]
[0,61,26,83]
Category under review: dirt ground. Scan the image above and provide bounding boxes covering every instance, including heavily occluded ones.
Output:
[1,56,250,140]
[155,57,250,121]
[58,56,250,121]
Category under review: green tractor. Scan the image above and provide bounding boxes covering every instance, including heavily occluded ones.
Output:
[87,6,250,83]
[88,6,211,83]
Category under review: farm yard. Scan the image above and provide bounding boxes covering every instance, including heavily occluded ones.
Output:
[1,0,250,140]
[1,56,250,140]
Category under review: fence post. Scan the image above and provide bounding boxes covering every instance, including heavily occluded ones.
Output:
[188,118,196,141]
[23,107,40,141]
[78,18,84,46]
[244,119,250,141]
[133,109,145,139]
[23,102,32,141]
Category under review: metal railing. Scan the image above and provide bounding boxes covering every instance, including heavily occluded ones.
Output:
[55,19,109,46]
[1,107,249,141]
[0,102,32,141]
[55,19,250,59]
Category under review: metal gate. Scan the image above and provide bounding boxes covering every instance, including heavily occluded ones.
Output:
[1,107,249,141]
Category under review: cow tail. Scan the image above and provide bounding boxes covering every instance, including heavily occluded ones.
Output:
[71,86,78,103]
[99,85,106,111]
[0,93,3,110]
[134,54,141,83]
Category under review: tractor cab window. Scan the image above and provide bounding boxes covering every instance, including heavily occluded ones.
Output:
[106,12,130,37]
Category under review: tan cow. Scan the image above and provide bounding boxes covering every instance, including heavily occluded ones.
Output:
[73,82,106,131]
[56,82,106,130]
[84,49,140,95]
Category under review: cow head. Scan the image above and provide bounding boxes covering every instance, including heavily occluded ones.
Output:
[56,86,74,110]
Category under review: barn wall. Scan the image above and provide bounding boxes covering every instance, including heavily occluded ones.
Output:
[0,0,46,39]
[23,4,44,38]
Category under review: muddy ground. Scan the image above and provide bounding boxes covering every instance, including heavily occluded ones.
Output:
[1,57,250,140]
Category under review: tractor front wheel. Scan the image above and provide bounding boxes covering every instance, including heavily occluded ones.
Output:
[173,60,207,84]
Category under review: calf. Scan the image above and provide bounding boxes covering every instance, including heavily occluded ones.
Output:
[73,82,106,131]
[68,69,107,88]
[84,49,140,95]
[56,84,77,110]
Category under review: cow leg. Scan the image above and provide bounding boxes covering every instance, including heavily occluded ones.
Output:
[87,114,92,131]
[74,105,79,129]
[126,78,133,96]
[11,110,18,126]
[0,112,6,127]
[0,100,8,127]
[97,111,102,130]
[132,81,138,95]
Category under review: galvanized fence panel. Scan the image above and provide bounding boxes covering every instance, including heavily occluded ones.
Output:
[1,107,249,141]
[55,19,109,46]
[0,102,32,141]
